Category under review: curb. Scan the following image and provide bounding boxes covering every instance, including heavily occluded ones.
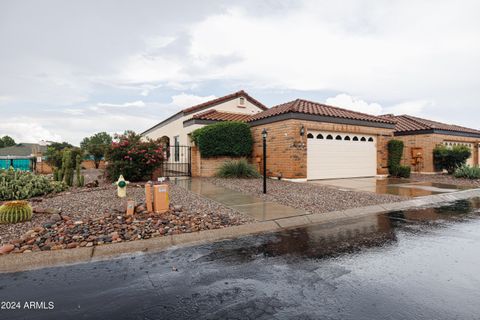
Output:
[1,188,479,273]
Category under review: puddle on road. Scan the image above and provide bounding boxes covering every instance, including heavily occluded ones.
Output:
[2,198,480,320]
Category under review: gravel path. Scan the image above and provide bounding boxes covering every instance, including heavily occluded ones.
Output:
[410,173,480,188]
[208,178,406,214]
[0,182,252,246]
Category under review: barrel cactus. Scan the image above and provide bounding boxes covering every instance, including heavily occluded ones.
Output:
[0,201,33,224]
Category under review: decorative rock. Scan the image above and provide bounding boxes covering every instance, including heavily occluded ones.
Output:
[86,242,93,247]
[173,205,183,212]
[0,244,15,254]
[50,213,62,222]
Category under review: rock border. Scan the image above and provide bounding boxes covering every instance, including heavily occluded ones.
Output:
[1,188,479,273]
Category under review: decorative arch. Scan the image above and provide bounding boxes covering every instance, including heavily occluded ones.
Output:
[307,133,314,139]
[368,137,374,142]
[335,135,342,140]
[326,134,333,140]
[361,137,367,141]
[353,136,359,141]
[344,136,351,141]
[316,134,324,139]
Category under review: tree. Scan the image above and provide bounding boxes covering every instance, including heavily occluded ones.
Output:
[1,135,16,147]
[81,132,112,169]
[44,142,74,168]
[0,139,3,148]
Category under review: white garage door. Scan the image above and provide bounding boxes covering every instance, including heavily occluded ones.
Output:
[307,131,377,180]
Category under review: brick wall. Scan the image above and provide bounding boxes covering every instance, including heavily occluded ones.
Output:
[250,119,394,179]
[191,146,247,177]
[395,134,479,173]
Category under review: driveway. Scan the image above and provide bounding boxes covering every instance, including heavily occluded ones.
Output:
[309,177,471,197]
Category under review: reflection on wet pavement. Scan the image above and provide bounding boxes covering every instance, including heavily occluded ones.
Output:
[310,177,472,197]
[2,198,480,320]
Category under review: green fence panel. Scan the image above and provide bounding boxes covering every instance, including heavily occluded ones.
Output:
[0,160,10,170]
[12,159,32,171]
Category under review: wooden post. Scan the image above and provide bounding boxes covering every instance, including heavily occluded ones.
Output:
[145,183,153,213]
[126,199,135,216]
[153,184,169,214]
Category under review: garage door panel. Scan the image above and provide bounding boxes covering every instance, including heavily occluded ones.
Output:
[307,131,377,180]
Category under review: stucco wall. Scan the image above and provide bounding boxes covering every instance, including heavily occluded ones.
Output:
[395,134,479,173]
[144,97,263,146]
[250,119,394,179]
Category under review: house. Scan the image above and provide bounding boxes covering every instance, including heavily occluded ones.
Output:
[0,143,47,171]
[247,99,396,180]
[141,90,268,146]
[380,114,480,172]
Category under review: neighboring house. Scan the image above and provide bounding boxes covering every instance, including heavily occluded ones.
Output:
[246,99,396,180]
[0,143,47,171]
[142,90,268,146]
[380,114,480,172]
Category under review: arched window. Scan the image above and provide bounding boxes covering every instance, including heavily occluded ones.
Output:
[361,137,366,141]
[368,137,374,142]
[326,134,333,140]
[344,136,351,141]
[353,136,359,141]
[316,134,324,139]
[307,133,314,139]
[335,135,342,140]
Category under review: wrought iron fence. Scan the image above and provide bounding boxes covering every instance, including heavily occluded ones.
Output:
[157,145,191,177]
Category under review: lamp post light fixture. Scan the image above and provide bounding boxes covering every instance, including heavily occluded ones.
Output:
[262,128,268,194]
[300,125,305,136]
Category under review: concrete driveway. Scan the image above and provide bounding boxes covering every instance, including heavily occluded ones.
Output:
[309,177,470,197]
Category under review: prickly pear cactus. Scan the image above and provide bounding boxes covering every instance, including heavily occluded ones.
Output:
[0,200,33,224]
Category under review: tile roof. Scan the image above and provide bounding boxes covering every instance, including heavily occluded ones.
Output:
[380,114,480,136]
[247,99,395,124]
[182,90,268,114]
[189,109,252,122]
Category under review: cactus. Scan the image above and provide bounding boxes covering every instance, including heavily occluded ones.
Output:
[61,150,74,187]
[75,155,83,187]
[0,200,33,224]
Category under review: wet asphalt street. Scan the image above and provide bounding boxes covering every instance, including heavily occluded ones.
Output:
[1,198,480,320]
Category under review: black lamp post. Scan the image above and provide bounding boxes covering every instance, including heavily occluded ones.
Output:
[262,128,267,194]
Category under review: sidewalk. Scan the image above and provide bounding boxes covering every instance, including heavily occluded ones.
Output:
[174,178,307,221]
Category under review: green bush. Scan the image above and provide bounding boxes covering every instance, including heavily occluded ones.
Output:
[216,159,261,178]
[394,165,411,178]
[192,122,253,158]
[0,168,68,201]
[387,139,411,177]
[106,131,164,181]
[454,165,480,179]
[433,145,471,174]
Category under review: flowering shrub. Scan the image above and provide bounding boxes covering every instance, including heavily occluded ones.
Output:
[106,131,164,181]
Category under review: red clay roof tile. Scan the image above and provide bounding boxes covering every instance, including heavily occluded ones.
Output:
[247,99,395,124]
[189,109,252,122]
[182,90,267,114]
[380,114,480,135]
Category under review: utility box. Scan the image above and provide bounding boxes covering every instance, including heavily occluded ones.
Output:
[153,184,169,214]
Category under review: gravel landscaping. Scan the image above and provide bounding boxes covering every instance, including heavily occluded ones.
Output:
[410,173,480,188]
[0,182,252,251]
[209,178,406,214]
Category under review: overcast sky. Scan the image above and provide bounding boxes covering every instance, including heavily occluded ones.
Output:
[1,0,479,145]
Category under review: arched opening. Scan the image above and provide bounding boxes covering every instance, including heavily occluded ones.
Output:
[353,136,359,141]
[326,135,333,140]
[307,133,314,139]
[335,135,342,140]
[344,136,351,141]
[368,137,374,142]
[361,137,366,141]
[316,134,324,139]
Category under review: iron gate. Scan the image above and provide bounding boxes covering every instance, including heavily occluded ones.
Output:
[157,145,191,177]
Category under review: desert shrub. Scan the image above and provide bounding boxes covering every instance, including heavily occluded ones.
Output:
[433,145,471,174]
[192,122,253,158]
[105,131,164,181]
[387,139,411,177]
[0,168,68,201]
[216,159,260,178]
[454,165,480,179]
